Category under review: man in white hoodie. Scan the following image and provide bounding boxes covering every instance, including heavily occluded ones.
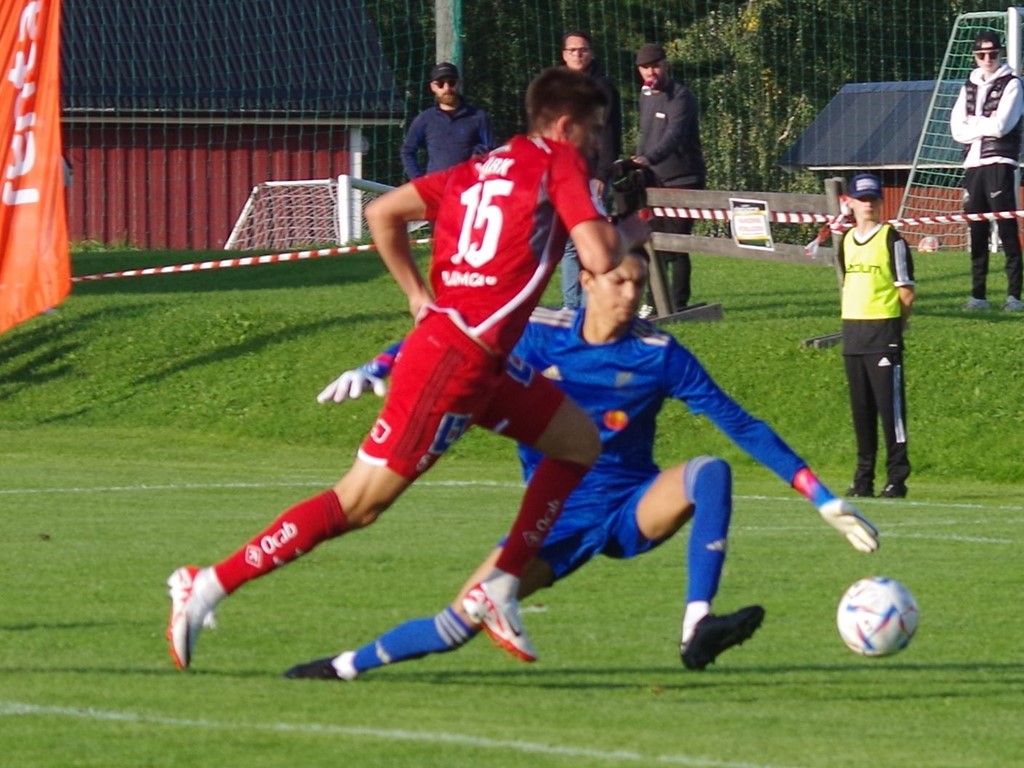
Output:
[950,29,1024,312]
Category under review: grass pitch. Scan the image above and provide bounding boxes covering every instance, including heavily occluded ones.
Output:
[3,433,1022,767]
[2,247,1023,766]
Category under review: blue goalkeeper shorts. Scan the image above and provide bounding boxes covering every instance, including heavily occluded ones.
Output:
[533,474,669,580]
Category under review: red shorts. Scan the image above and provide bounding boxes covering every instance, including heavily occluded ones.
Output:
[358,313,565,479]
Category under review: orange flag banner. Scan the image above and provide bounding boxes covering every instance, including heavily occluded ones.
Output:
[0,0,69,336]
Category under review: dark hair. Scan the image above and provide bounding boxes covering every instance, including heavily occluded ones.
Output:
[561,29,592,47]
[526,67,607,131]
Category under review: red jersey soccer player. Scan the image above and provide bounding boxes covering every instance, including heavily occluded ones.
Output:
[166,67,650,669]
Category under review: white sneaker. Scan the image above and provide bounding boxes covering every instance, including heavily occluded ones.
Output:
[166,566,216,670]
[1003,296,1024,312]
[962,297,990,311]
[462,581,537,662]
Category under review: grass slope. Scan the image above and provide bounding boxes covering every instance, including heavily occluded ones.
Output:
[3,246,1023,484]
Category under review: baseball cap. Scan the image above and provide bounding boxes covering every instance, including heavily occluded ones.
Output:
[973,30,1002,51]
[429,62,459,82]
[848,173,883,200]
[636,43,666,66]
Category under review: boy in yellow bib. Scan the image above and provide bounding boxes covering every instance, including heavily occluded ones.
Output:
[838,174,916,498]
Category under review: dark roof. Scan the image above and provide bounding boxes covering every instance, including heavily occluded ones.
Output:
[61,0,403,120]
[779,80,962,171]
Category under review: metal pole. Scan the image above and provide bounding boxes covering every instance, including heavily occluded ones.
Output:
[435,0,461,70]
[1007,7,1022,73]
[1009,8,1023,211]
[453,0,463,73]
[435,0,451,63]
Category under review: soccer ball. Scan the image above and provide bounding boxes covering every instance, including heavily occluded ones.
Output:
[917,236,939,252]
[836,577,918,657]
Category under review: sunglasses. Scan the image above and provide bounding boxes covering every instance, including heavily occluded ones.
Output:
[974,49,1000,59]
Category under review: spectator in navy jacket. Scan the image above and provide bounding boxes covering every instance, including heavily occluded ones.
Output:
[400,62,494,179]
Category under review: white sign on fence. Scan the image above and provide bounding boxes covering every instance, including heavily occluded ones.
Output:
[729,198,774,251]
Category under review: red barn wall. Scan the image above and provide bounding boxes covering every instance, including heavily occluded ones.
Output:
[64,123,352,250]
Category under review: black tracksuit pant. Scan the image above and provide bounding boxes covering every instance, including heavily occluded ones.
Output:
[964,164,1024,301]
[844,351,910,489]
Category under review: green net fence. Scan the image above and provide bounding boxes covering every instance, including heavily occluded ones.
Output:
[60,0,1022,250]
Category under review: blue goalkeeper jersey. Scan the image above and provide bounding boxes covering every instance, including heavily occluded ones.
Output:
[514,308,807,523]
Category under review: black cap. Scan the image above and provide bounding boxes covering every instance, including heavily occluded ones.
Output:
[636,43,666,66]
[429,62,459,82]
[974,30,1003,50]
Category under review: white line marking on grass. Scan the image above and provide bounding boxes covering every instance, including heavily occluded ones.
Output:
[0,701,800,768]
[0,479,524,495]
[885,532,1013,544]
[883,517,1024,527]
[738,494,1024,513]
[5,480,1024,516]
[732,524,1017,545]
[4,478,1024,543]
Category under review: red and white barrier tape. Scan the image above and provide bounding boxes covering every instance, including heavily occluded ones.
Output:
[72,239,433,283]
[651,206,832,225]
[883,210,1024,227]
[73,206,1024,284]
[650,206,1024,230]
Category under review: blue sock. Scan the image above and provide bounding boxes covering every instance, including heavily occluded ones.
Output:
[684,456,732,604]
[352,606,477,673]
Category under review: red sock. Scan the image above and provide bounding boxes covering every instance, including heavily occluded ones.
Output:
[213,490,348,594]
[495,458,588,576]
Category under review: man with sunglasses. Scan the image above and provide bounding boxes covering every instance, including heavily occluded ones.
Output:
[950,30,1024,313]
[401,62,494,180]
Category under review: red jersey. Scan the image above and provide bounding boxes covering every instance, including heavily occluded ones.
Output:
[412,134,603,356]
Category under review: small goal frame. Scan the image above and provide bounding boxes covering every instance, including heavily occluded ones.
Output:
[224,174,406,251]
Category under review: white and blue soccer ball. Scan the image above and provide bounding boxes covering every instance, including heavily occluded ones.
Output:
[836,577,919,657]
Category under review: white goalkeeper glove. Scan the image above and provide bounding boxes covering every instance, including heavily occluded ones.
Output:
[818,498,880,553]
[316,367,388,404]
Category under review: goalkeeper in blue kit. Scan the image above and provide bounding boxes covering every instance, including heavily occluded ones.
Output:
[286,251,879,680]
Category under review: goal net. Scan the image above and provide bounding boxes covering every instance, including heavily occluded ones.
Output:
[898,9,1024,251]
[225,175,400,252]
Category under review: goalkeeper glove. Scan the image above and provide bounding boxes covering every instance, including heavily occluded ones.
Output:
[817,498,880,553]
[317,367,388,404]
[792,467,878,553]
[316,342,400,404]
